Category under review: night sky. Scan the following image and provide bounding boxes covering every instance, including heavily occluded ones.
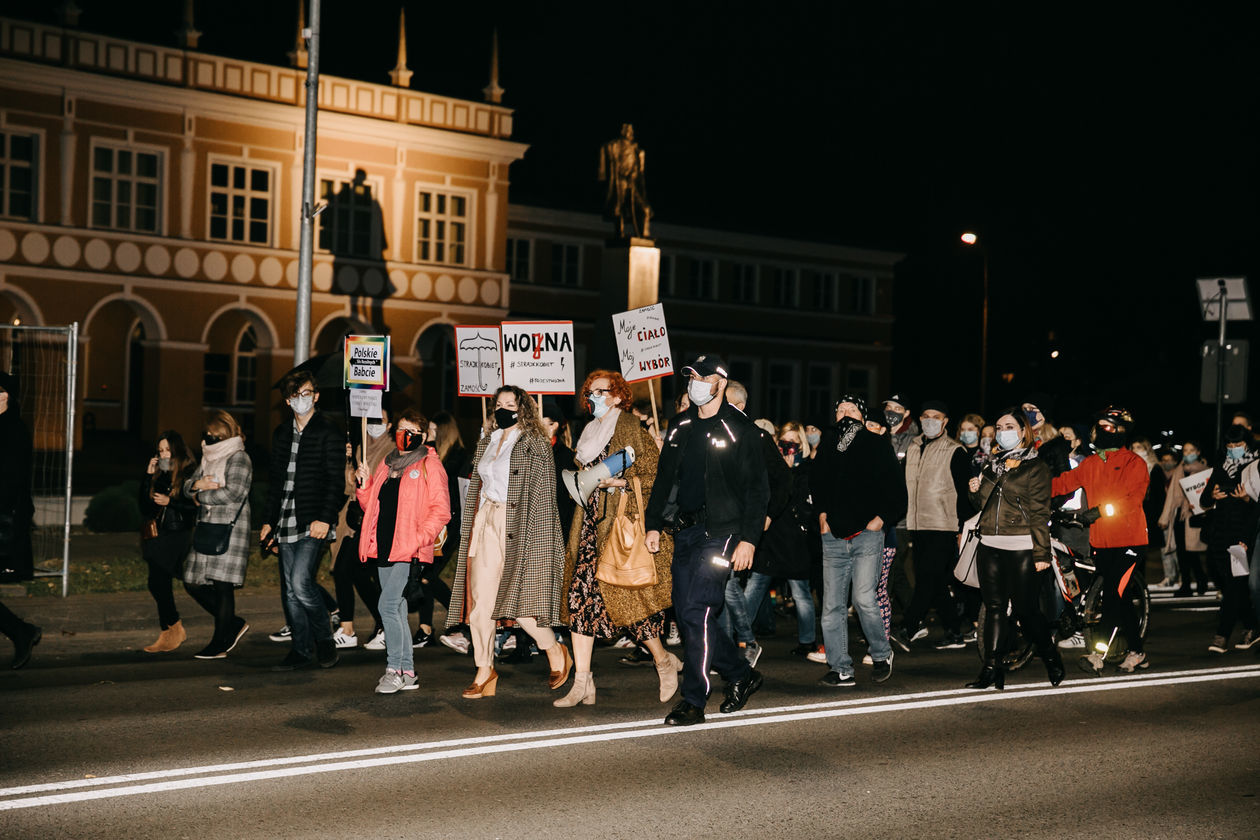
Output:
[7,1,1259,444]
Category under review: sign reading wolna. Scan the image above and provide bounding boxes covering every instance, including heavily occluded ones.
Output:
[501,321,575,395]
[343,335,390,390]
[614,302,673,382]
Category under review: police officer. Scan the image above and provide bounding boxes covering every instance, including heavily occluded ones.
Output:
[645,355,770,726]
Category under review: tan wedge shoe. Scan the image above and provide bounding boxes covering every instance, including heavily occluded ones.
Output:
[144,620,187,653]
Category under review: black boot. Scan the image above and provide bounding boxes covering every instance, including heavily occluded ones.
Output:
[1042,646,1065,687]
[965,663,1004,690]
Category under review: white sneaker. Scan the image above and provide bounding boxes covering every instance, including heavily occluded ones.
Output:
[268,625,291,643]
[502,634,517,651]
[332,628,358,649]
[666,622,681,647]
[741,641,763,668]
[1118,651,1148,672]
[806,646,827,664]
[363,629,386,651]
[861,653,874,666]
[375,670,418,694]
[1058,632,1085,649]
[612,636,637,649]
[440,632,470,655]
[910,627,928,642]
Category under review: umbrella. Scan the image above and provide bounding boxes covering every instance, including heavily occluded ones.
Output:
[458,331,500,394]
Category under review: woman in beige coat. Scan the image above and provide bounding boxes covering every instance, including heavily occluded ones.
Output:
[554,370,679,707]
[1158,440,1212,597]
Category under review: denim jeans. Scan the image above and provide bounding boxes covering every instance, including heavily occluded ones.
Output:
[744,572,816,645]
[279,537,334,658]
[377,562,413,673]
[720,575,756,644]
[672,526,752,708]
[820,528,889,675]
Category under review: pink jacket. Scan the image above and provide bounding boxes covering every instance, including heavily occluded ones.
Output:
[356,447,451,564]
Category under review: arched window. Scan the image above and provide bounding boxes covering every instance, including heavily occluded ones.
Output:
[416,324,456,413]
[234,325,257,405]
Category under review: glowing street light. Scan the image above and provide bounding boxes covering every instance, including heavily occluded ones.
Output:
[960,231,978,245]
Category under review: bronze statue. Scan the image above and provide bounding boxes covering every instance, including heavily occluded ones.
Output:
[598,123,652,239]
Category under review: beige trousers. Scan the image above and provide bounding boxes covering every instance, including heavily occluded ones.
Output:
[467,499,557,667]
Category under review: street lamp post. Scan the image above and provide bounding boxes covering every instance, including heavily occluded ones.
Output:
[961,232,989,415]
[293,0,322,365]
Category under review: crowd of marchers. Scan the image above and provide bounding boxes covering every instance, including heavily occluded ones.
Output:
[2,362,1257,727]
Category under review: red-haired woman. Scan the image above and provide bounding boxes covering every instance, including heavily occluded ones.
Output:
[554,369,679,707]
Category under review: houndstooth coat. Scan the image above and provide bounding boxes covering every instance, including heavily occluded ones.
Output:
[183,451,253,587]
[447,430,565,628]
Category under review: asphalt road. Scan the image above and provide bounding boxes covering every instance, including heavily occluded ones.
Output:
[2,594,1257,839]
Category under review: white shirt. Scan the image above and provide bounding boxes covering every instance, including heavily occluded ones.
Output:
[979,534,1034,550]
[478,426,520,503]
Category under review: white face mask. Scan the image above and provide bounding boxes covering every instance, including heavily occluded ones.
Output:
[959,429,978,445]
[980,436,993,451]
[921,418,944,439]
[806,432,821,447]
[995,429,1022,451]
[590,395,611,419]
[289,394,314,416]
[688,378,716,407]
[366,423,388,438]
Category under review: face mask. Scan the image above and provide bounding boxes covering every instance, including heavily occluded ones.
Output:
[884,410,904,429]
[806,432,821,447]
[1094,428,1122,449]
[959,430,978,446]
[366,423,388,439]
[289,394,314,416]
[1226,445,1247,461]
[1160,461,1175,472]
[494,407,518,430]
[1024,409,1040,426]
[995,429,1022,451]
[202,433,222,447]
[395,429,425,452]
[921,418,944,439]
[1183,452,1200,464]
[688,378,716,407]
[157,457,172,471]
[980,436,993,451]
[589,395,611,419]
[1132,448,1149,460]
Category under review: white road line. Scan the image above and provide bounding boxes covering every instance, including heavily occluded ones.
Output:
[2,664,1258,812]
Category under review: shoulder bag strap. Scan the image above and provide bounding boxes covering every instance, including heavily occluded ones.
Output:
[630,477,646,534]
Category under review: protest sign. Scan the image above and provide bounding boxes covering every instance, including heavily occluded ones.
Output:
[343,335,390,390]
[613,302,673,382]
[349,389,383,419]
[1180,467,1213,515]
[501,321,575,395]
[454,325,503,397]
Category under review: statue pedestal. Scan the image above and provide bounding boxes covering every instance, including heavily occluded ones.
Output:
[595,237,661,384]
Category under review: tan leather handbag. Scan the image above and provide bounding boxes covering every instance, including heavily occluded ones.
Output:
[596,477,658,589]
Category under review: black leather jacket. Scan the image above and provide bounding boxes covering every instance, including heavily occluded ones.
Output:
[645,401,770,546]
[969,455,1052,565]
[140,467,198,532]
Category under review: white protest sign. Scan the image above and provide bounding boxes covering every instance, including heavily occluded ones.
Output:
[349,389,383,419]
[454,325,503,397]
[1180,467,1213,515]
[501,321,575,395]
[613,302,674,382]
[343,335,390,390]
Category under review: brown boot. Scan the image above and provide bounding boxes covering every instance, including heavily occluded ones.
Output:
[144,620,187,653]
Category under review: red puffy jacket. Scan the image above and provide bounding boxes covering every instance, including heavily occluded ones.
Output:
[356,447,451,564]
[1051,448,1149,548]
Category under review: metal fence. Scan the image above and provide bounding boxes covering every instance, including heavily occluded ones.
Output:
[1,322,77,596]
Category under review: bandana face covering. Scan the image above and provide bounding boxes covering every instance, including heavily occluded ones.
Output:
[395,428,424,451]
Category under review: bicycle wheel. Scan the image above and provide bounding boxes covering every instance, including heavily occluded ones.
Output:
[1082,577,1131,662]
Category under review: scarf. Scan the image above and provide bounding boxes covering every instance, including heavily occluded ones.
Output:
[199,436,244,484]
[991,444,1038,477]
[574,406,621,466]
[384,444,428,477]
[834,417,861,453]
[1220,446,1258,479]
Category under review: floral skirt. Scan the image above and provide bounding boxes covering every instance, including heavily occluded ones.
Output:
[568,500,665,642]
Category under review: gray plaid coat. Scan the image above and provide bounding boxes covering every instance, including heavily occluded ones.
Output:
[447,430,565,628]
[183,450,253,587]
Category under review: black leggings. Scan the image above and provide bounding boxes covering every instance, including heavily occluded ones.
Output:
[977,544,1052,665]
[1208,550,1256,638]
[903,530,961,635]
[1172,522,1211,594]
[1094,546,1144,654]
[142,530,188,630]
[184,580,238,646]
[332,535,382,630]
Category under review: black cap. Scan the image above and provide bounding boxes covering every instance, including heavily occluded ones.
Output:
[682,354,729,379]
[921,399,950,416]
[835,394,869,420]
[541,400,567,425]
[883,393,910,411]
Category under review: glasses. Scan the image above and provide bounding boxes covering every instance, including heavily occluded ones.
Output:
[583,388,612,398]
[292,389,316,399]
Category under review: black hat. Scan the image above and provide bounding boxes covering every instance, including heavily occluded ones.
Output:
[883,393,910,411]
[541,400,567,425]
[1024,392,1055,418]
[835,394,869,420]
[921,399,950,416]
[682,354,729,379]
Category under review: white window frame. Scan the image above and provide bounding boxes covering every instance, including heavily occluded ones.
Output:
[684,256,717,300]
[766,359,799,423]
[89,138,167,235]
[506,236,533,283]
[659,253,676,296]
[414,185,475,267]
[315,170,385,257]
[232,324,258,407]
[206,156,280,247]
[549,241,582,287]
[810,270,840,312]
[769,267,799,308]
[731,262,758,304]
[0,124,41,221]
[852,275,877,314]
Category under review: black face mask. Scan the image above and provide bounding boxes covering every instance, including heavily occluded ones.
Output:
[202,434,222,446]
[494,407,518,430]
[1094,428,1123,449]
[778,442,799,457]
[395,428,425,452]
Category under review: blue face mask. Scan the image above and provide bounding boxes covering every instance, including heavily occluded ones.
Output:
[589,395,611,419]
[1023,409,1040,427]
[1183,452,1200,464]
[959,429,978,446]
[995,429,1022,451]
[1226,445,1247,461]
